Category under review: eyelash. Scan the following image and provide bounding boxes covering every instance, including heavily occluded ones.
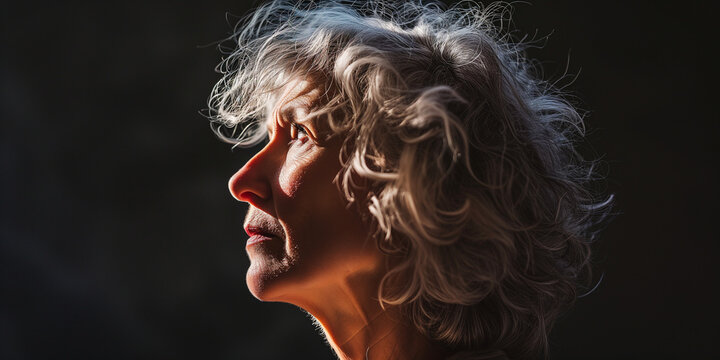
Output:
[291,123,310,143]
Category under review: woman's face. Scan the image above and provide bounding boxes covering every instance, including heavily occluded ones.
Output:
[228,80,383,302]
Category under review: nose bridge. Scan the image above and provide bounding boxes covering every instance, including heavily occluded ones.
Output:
[228,141,275,203]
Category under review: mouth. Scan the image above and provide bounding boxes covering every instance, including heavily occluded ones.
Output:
[244,225,282,247]
[243,208,285,248]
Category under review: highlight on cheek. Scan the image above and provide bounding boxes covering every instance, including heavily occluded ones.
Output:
[278,157,305,197]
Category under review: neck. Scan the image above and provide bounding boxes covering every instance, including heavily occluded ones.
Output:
[283,270,449,360]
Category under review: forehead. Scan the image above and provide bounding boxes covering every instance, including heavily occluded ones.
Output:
[265,79,322,130]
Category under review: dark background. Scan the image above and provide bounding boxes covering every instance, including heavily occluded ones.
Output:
[1,0,717,359]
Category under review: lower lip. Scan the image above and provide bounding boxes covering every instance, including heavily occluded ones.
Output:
[246,235,274,247]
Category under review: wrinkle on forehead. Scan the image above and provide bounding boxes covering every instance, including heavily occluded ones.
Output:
[266,79,321,127]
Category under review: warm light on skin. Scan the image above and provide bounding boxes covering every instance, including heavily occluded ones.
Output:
[227,80,450,360]
[229,79,383,299]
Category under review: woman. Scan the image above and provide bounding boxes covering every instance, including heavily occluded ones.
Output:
[209,1,612,358]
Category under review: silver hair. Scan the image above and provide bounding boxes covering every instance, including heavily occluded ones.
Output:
[208,1,613,358]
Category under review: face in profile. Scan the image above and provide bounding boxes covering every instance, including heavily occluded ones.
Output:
[228,80,384,303]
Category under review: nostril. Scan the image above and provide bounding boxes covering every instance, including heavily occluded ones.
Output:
[238,191,265,204]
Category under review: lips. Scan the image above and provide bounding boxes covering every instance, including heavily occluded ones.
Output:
[244,225,281,247]
[243,208,285,247]
[246,234,274,246]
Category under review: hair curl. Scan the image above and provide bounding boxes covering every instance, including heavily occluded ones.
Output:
[208,1,612,358]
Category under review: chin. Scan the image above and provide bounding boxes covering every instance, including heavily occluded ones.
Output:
[245,257,296,301]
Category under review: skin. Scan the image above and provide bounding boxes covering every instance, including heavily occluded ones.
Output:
[228,80,450,360]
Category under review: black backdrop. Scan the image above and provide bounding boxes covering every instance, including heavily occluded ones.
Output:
[2,1,717,359]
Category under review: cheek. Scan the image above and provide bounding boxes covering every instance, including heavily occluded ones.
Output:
[278,147,337,198]
[278,160,305,197]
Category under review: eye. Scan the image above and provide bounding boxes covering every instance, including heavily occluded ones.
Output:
[291,123,310,143]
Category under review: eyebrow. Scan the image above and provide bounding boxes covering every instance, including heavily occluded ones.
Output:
[264,82,319,139]
[266,101,312,135]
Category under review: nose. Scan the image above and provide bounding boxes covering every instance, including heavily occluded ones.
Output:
[228,144,274,206]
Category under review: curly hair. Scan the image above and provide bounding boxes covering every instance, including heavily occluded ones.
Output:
[208,1,612,358]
